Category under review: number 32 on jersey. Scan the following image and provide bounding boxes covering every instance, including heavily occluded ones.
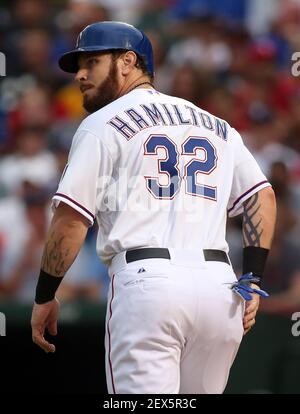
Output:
[144,134,218,201]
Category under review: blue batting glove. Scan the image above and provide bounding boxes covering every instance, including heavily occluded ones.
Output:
[231,272,269,301]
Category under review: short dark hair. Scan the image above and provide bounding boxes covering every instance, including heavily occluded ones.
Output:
[110,49,153,81]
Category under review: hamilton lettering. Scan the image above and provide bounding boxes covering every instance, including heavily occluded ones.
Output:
[108,102,228,141]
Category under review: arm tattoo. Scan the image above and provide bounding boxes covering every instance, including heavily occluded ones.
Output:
[242,193,263,247]
[41,231,71,276]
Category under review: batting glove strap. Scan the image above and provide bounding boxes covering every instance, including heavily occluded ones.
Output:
[231,272,269,301]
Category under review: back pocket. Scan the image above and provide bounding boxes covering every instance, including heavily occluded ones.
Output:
[118,264,169,288]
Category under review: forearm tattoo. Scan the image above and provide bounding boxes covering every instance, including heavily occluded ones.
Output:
[242,193,263,247]
[41,231,70,276]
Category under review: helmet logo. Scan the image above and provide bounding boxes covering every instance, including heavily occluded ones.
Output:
[76,31,83,48]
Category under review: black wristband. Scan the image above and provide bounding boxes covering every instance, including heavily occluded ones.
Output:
[243,246,269,286]
[35,269,63,304]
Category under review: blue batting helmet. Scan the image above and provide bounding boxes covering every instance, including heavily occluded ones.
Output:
[58,21,154,77]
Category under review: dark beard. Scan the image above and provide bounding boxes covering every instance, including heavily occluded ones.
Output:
[83,60,119,113]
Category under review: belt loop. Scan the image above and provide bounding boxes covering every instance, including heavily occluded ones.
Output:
[109,251,127,276]
[169,248,206,267]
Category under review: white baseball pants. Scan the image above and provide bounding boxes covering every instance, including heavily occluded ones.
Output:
[105,249,244,394]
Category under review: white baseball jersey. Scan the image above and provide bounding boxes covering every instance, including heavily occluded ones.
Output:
[52,89,270,264]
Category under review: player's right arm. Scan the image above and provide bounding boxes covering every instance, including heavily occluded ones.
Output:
[227,128,277,334]
[242,186,276,250]
[241,186,277,333]
[31,202,89,353]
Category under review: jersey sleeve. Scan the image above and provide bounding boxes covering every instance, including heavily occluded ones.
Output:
[52,129,112,226]
[227,128,271,217]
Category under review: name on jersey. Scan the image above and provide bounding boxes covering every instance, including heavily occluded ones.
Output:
[107,103,228,141]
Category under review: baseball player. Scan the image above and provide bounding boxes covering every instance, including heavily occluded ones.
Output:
[31,22,277,394]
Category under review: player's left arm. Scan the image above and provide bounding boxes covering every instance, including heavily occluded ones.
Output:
[31,202,89,353]
[242,186,277,334]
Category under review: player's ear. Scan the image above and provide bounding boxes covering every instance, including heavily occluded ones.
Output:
[120,51,138,76]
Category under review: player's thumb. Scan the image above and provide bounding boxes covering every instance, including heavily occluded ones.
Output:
[47,320,58,336]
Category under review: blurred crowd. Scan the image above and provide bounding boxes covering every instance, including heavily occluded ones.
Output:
[0,0,300,312]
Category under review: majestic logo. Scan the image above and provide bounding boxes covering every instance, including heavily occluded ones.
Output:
[0,312,6,336]
[0,52,6,76]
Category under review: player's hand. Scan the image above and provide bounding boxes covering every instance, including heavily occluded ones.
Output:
[243,285,260,335]
[31,297,60,353]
